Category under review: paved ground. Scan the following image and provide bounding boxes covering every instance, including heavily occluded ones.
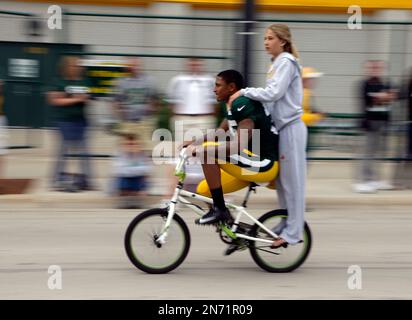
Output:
[1,129,411,300]
[1,205,412,300]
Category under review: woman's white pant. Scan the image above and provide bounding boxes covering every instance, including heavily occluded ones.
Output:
[276,120,307,244]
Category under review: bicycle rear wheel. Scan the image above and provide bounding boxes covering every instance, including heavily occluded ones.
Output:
[249,209,312,273]
[125,208,190,274]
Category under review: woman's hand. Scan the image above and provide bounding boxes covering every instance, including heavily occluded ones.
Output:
[227,90,242,109]
[186,144,203,157]
[178,140,193,151]
[185,144,197,157]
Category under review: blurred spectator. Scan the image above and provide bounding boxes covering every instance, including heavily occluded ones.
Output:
[353,60,396,193]
[112,57,157,152]
[301,67,325,151]
[47,56,94,191]
[393,68,412,190]
[166,58,216,193]
[407,69,412,159]
[301,67,325,125]
[167,58,217,142]
[0,80,7,178]
[112,133,150,209]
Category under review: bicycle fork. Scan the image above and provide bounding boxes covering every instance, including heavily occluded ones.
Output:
[155,184,183,245]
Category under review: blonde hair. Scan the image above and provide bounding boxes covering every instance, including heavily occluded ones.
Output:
[267,23,299,59]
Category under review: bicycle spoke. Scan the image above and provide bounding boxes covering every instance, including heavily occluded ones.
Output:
[127,212,188,272]
[254,246,280,255]
[249,211,311,272]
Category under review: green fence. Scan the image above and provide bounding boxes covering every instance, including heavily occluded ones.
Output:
[0,9,411,160]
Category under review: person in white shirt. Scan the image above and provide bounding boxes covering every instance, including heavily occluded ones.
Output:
[167,58,217,143]
[228,24,306,249]
[166,58,217,193]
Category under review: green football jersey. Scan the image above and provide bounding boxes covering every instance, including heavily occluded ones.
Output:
[221,96,278,160]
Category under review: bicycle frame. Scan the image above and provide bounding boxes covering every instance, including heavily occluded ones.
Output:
[155,148,280,246]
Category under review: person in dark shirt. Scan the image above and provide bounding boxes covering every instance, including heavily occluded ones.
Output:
[407,70,412,159]
[184,70,279,226]
[393,68,412,189]
[361,60,392,125]
[354,60,396,193]
[0,80,7,178]
[47,56,94,191]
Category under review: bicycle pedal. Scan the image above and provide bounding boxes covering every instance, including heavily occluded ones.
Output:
[224,241,248,256]
[195,220,206,226]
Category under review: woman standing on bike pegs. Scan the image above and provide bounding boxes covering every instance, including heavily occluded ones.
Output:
[228,24,307,249]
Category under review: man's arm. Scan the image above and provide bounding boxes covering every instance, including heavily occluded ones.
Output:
[236,58,295,103]
[217,119,229,131]
[182,119,229,149]
[47,91,88,107]
[189,117,254,161]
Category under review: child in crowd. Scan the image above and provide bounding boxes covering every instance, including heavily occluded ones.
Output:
[113,133,150,209]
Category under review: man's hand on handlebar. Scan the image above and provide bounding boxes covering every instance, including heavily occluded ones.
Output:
[179,141,194,150]
[186,144,204,157]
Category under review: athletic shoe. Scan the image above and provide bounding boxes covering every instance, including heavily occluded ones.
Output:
[352,182,376,193]
[196,206,232,225]
[370,181,394,190]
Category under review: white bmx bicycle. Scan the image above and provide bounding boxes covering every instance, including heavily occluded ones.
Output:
[125,148,312,274]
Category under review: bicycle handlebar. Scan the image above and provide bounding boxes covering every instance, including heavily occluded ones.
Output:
[174,147,188,180]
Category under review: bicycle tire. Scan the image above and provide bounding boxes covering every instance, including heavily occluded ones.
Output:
[125,208,191,274]
[249,209,312,273]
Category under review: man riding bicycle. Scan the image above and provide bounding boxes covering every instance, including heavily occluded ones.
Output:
[184,70,279,225]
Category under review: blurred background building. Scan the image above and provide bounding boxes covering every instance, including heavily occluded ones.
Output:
[0,0,411,196]
[0,1,411,119]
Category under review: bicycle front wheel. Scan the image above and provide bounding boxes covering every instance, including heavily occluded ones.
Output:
[125,208,190,274]
[249,209,312,273]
